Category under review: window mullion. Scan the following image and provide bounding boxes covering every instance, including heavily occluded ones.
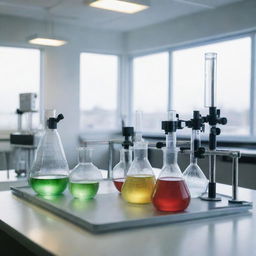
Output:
[250,33,256,136]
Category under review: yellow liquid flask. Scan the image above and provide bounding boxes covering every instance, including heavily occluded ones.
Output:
[121,111,155,204]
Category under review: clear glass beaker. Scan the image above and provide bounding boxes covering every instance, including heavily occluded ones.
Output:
[152,110,190,212]
[121,141,155,204]
[69,147,103,200]
[113,148,132,192]
[183,130,208,198]
[29,114,69,196]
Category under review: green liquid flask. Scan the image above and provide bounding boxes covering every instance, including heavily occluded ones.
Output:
[69,147,103,200]
[29,111,69,196]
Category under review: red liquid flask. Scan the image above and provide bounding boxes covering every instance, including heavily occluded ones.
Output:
[112,148,132,193]
[113,178,125,192]
[152,177,190,212]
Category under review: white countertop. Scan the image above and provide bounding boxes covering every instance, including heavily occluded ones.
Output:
[0,177,255,256]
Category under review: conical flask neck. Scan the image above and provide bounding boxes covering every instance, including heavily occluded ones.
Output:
[134,148,147,160]
[190,129,200,164]
[78,148,93,163]
[164,149,178,165]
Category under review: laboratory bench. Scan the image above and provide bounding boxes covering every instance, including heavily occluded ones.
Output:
[0,180,255,256]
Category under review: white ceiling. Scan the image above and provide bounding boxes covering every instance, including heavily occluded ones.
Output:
[0,0,245,31]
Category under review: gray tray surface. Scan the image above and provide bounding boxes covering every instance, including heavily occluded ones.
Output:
[11,185,252,233]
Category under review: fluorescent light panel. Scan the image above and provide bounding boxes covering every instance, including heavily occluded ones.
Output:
[89,0,149,14]
[28,37,67,47]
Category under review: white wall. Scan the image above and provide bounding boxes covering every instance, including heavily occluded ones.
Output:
[0,14,124,168]
[125,0,256,54]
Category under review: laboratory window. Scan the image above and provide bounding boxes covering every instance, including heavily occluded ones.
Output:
[0,46,40,132]
[80,53,118,131]
[133,52,169,132]
[172,37,251,136]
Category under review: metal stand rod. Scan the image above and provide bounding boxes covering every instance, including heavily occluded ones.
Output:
[209,155,216,183]
[232,157,238,201]
[179,149,240,158]
[108,141,114,179]
[228,156,246,204]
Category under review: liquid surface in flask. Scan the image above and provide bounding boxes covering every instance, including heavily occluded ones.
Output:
[152,177,190,212]
[30,175,68,196]
[113,178,125,192]
[121,175,155,204]
[69,181,99,199]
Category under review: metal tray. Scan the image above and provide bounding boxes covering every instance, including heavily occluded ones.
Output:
[11,185,252,233]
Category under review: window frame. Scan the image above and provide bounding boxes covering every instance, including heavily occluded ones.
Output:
[128,32,256,141]
[0,44,43,134]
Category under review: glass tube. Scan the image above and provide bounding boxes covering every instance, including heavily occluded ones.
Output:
[204,53,217,107]
[135,110,143,142]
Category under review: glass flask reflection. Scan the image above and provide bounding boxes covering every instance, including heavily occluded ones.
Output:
[69,147,103,200]
[152,110,190,212]
[29,113,69,196]
[113,148,132,192]
[183,130,208,198]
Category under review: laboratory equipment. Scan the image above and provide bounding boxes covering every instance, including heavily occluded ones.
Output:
[121,111,155,204]
[200,53,227,201]
[152,111,190,212]
[183,111,208,198]
[10,93,41,176]
[69,147,103,200]
[113,126,134,192]
[29,113,69,196]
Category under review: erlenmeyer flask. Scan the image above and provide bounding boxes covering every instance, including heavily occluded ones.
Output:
[183,129,208,198]
[152,110,190,212]
[29,113,69,196]
[69,147,103,200]
[113,148,132,192]
[121,141,155,204]
[121,111,155,204]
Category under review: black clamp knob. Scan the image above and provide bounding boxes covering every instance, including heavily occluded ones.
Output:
[194,147,205,158]
[47,114,64,129]
[122,126,134,149]
[210,127,221,136]
[185,111,206,131]
[156,142,166,149]
[219,117,227,125]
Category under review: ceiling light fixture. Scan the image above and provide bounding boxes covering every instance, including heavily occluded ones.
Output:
[28,34,67,47]
[88,0,149,14]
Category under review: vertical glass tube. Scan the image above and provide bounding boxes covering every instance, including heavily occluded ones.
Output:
[123,148,132,173]
[165,110,178,166]
[190,130,200,164]
[204,53,217,107]
[166,110,176,150]
[135,110,143,142]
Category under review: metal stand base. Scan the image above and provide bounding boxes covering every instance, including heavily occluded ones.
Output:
[200,195,222,202]
[228,199,251,205]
